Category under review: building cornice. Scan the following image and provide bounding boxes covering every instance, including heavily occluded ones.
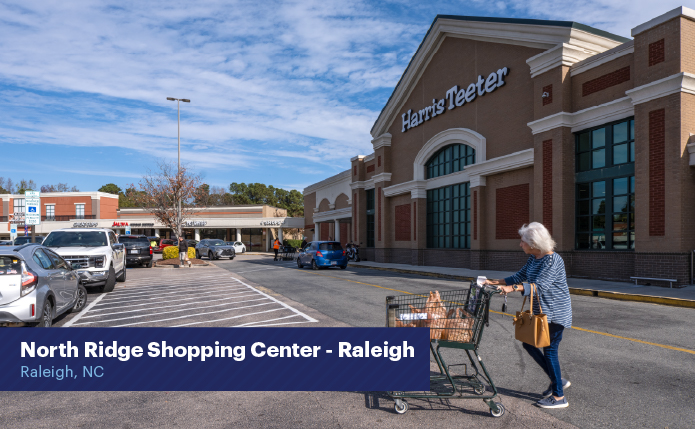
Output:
[371,173,392,183]
[625,72,695,105]
[349,180,375,191]
[570,40,634,77]
[370,17,624,138]
[303,169,351,195]
[350,155,367,162]
[526,43,596,78]
[631,6,695,36]
[527,97,634,134]
[313,207,352,222]
[363,153,375,163]
[371,133,392,150]
[464,149,535,187]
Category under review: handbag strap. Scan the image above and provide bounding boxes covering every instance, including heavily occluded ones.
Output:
[519,283,544,314]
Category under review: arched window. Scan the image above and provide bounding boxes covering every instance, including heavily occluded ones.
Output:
[425,144,475,179]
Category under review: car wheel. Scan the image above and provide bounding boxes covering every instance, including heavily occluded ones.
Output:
[340,265,347,270]
[208,251,214,260]
[67,285,88,314]
[99,266,116,293]
[37,299,53,327]
[297,258,303,269]
[116,264,127,282]
[312,259,319,270]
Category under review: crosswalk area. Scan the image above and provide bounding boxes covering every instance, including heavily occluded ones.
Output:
[64,268,317,328]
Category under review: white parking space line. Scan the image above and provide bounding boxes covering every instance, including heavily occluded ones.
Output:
[236,314,302,326]
[62,293,106,327]
[118,274,221,286]
[82,293,264,318]
[88,289,256,312]
[112,306,285,328]
[96,286,246,304]
[230,277,318,323]
[170,308,286,327]
[99,283,246,300]
[241,320,316,328]
[73,298,272,325]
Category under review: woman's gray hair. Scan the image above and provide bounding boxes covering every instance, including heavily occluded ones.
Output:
[518,222,556,253]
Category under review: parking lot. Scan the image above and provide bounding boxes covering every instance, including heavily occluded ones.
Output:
[55,265,322,328]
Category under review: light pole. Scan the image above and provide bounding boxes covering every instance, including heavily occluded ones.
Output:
[167,97,190,238]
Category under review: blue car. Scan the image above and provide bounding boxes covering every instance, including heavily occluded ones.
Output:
[297,241,347,270]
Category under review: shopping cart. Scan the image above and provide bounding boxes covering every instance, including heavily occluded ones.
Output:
[280,246,296,261]
[385,284,505,418]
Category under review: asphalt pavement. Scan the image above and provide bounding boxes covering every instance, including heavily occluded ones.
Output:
[5,255,693,428]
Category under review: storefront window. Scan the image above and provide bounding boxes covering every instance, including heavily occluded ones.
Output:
[241,228,263,252]
[426,144,475,179]
[426,183,470,249]
[366,189,374,248]
[575,118,635,250]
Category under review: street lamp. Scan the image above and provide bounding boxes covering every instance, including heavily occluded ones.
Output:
[167,97,190,238]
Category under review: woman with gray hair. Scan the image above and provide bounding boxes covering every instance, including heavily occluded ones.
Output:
[485,222,572,409]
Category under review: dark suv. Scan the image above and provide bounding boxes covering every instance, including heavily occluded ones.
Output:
[119,235,153,268]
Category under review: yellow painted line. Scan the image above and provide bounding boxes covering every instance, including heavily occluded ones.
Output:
[304,269,695,356]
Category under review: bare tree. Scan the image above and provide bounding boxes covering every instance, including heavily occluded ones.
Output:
[129,161,207,237]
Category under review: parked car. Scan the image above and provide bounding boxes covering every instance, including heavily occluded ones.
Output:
[155,238,176,254]
[0,244,88,327]
[185,239,198,248]
[42,228,126,293]
[195,239,236,260]
[0,240,13,246]
[13,236,45,245]
[297,241,347,270]
[226,241,246,254]
[119,234,153,268]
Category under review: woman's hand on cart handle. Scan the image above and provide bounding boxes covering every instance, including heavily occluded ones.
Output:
[496,285,516,295]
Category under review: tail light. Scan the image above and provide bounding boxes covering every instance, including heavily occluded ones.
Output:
[20,262,38,297]
[343,250,346,255]
[150,246,153,255]
[30,304,35,317]
[316,251,323,257]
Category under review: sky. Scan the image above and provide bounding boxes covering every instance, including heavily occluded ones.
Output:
[0,0,688,193]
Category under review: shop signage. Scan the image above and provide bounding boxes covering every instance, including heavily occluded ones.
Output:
[10,213,25,224]
[183,220,207,227]
[130,223,154,227]
[401,67,509,133]
[261,220,284,226]
[24,191,41,226]
[112,222,129,227]
[73,222,98,228]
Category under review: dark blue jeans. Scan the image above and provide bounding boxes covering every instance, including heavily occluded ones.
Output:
[522,322,565,397]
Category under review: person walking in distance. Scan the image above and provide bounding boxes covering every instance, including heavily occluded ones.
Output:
[485,222,572,409]
[178,237,190,268]
[273,237,282,261]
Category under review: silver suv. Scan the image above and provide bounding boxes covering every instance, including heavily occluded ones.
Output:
[0,244,88,327]
[43,228,126,293]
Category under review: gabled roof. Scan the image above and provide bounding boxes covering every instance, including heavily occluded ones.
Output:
[370,15,630,137]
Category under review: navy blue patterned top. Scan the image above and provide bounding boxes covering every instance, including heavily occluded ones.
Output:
[504,253,572,328]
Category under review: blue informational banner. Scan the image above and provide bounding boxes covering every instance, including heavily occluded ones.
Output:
[0,328,431,391]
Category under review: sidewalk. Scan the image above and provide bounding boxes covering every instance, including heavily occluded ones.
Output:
[348,261,695,308]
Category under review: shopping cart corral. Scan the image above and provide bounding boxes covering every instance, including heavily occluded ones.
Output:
[280,246,296,261]
[385,285,505,418]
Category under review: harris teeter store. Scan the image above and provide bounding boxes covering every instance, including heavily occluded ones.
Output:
[303,7,695,285]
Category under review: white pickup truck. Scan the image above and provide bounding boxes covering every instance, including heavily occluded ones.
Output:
[42,228,127,292]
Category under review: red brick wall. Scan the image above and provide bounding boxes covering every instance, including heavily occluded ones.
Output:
[542,84,553,106]
[542,139,553,234]
[377,156,381,167]
[353,166,357,176]
[582,66,631,97]
[320,223,329,241]
[366,164,375,173]
[353,193,357,239]
[413,202,417,241]
[649,108,665,236]
[473,191,478,240]
[394,204,411,241]
[496,184,529,239]
[340,223,348,243]
[99,196,118,219]
[377,187,382,242]
[41,196,92,217]
[648,39,665,66]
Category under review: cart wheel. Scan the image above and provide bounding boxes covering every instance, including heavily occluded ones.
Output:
[489,402,505,418]
[474,385,485,395]
[394,400,409,415]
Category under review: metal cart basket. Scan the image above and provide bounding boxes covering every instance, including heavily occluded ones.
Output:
[385,285,505,418]
[280,246,296,261]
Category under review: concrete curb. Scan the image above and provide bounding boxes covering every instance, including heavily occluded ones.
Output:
[347,264,695,309]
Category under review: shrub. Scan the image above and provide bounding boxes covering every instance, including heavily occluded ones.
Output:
[162,246,196,260]
[284,239,302,249]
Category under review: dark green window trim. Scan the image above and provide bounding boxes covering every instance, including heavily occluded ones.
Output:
[425,144,475,179]
[426,183,470,249]
[366,189,375,248]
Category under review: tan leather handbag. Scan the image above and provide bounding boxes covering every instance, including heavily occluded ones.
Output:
[513,283,550,348]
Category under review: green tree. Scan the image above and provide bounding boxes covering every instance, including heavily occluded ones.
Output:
[98,183,122,195]
[228,182,303,217]
[16,179,37,194]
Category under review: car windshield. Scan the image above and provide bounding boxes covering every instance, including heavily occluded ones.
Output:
[319,242,343,251]
[119,236,150,244]
[225,242,236,245]
[43,231,108,247]
[208,240,226,246]
[0,256,22,275]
